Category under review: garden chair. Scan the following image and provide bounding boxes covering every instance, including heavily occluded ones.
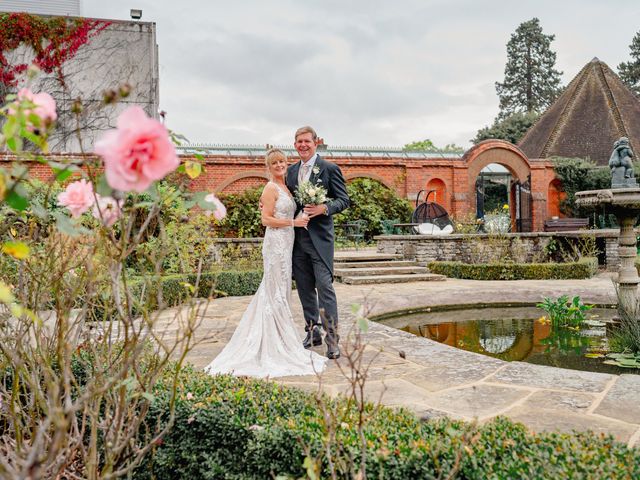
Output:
[340,219,367,250]
[381,218,400,235]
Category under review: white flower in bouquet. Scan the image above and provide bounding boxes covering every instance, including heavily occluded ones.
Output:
[295,180,330,205]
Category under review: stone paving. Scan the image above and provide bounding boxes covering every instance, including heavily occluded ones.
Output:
[165,271,640,448]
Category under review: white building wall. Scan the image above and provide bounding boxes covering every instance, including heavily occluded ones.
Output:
[1,0,81,16]
[4,19,159,152]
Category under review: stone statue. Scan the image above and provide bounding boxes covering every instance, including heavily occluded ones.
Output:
[609,137,638,188]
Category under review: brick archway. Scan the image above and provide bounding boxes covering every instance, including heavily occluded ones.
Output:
[462,140,531,219]
[216,171,269,194]
[425,178,448,211]
[344,172,395,190]
[463,140,531,183]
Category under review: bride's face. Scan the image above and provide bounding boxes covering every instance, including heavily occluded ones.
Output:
[268,156,288,179]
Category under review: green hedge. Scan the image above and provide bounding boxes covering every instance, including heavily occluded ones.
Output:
[88,270,263,321]
[134,368,639,479]
[428,257,598,280]
[128,269,263,308]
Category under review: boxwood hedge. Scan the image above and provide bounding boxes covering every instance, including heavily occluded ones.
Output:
[88,269,263,321]
[428,257,598,280]
[133,368,640,479]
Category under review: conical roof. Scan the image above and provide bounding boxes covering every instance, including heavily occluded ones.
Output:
[518,58,640,164]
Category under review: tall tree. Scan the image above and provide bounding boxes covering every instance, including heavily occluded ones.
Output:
[495,18,563,117]
[472,111,540,145]
[618,31,640,96]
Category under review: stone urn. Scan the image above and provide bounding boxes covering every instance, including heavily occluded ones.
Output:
[575,188,640,320]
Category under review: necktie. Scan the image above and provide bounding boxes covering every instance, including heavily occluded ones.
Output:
[299,163,311,183]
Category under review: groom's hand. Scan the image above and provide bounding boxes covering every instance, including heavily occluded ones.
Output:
[304,204,328,218]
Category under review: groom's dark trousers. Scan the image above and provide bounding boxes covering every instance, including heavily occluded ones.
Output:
[293,228,338,343]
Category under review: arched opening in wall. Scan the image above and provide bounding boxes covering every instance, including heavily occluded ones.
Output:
[220,176,268,195]
[475,163,513,230]
[547,179,566,219]
[425,178,448,211]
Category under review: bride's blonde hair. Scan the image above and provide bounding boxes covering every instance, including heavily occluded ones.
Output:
[265,147,287,166]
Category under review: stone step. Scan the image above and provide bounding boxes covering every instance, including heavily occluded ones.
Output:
[340,273,446,285]
[334,260,419,269]
[334,253,402,262]
[335,266,430,277]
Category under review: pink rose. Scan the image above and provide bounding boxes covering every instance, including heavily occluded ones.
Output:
[92,195,122,227]
[57,179,94,218]
[8,88,57,127]
[94,106,179,193]
[205,193,227,220]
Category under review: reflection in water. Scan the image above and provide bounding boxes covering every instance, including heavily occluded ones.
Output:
[387,307,635,375]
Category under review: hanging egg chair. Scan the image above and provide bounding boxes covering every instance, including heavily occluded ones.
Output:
[411,189,454,234]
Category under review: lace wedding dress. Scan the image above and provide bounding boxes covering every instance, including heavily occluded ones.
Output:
[206,182,328,378]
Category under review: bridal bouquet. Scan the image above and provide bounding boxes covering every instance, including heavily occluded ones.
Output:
[295,180,330,205]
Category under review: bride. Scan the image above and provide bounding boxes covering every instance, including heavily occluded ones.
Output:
[206,148,328,378]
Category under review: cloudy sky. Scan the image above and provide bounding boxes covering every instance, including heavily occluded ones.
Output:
[83,0,639,149]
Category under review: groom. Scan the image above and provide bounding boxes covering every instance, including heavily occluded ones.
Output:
[286,126,350,359]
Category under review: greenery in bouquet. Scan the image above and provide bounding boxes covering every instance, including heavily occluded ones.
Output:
[294,179,329,205]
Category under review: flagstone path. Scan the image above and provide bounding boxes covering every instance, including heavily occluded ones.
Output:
[163,272,640,447]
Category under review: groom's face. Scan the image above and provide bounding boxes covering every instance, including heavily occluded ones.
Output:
[294,132,317,162]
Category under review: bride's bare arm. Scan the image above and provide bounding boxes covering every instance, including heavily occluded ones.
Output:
[260,184,308,228]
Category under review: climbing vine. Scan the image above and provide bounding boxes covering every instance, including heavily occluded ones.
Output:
[0,12,111,87]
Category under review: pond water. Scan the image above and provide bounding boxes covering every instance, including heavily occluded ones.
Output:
[377,305,638,375]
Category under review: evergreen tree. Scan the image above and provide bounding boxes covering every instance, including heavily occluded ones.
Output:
[495,18,563,116]
[472,111,540,144]
[618,31,640,96]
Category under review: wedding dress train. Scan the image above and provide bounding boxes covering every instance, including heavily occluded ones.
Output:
[205,182,327,378]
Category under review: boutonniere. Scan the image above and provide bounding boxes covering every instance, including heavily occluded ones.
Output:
[312,166,320,175]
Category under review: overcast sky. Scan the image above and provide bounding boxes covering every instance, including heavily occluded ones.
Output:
[82,0,640,149]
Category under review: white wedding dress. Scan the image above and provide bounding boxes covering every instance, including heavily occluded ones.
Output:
[206,182,328,378]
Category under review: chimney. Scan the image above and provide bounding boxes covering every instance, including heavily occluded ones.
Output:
[317,137,327,151]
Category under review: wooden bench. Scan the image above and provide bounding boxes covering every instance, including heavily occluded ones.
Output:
[543,217,589,232]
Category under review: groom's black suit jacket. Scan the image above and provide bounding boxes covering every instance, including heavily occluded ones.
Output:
[286,155,350,273]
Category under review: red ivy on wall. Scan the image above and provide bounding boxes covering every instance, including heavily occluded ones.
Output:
[0,13,111,87]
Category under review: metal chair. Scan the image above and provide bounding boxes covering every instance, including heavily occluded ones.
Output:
[340,219,367,249]
[380,218,400,235]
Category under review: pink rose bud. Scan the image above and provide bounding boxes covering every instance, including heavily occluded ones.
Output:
[204,193,227,220]
[8,88,57,128]
[91,195,122,227]
[57,179,94,218]
[94,106,179,193]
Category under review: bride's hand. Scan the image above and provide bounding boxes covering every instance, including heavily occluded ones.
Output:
[293,214,309,228]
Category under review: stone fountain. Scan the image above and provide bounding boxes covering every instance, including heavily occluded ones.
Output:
[576,137,639,321]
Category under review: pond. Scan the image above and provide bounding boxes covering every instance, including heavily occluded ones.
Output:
[377,304,639,375]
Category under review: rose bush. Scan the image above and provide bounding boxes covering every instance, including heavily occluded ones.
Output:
[0,76,226,478]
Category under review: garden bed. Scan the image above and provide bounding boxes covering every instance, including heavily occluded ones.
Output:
[428,257,598,280]
[134,368,640,479]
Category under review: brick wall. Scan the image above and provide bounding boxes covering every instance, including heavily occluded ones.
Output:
[0,139,560,231]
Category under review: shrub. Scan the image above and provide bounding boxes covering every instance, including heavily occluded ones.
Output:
[124,269,263,312]
[428,257,598,280]
[131,213,216,274]
[334,178,412,240]
[133,369,640,479]
[216,186,265,238]
[551,157,610,217]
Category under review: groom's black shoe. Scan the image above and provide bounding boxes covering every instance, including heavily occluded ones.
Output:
[326,344,341,360]
[303,326,322,349]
